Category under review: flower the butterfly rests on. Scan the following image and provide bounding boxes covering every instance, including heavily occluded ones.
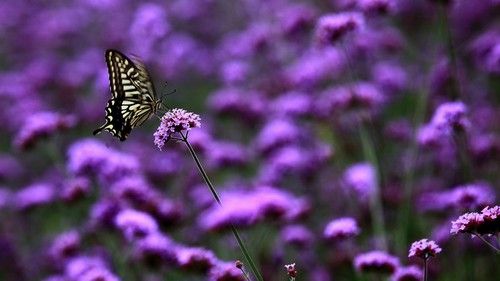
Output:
[93,50,162,141]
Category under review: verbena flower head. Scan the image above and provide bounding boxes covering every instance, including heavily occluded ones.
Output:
[450,205,500,236]
[284,263,298,278]
[358,0,395,14]
[14,183,55,211]
[315,12,365,45]
[154,108,201,150]
[354,251,400,274]
[255,119,302,154]
[133,232,177,265]
[14,111,76,150]
[324,217,360,240]
[198,186,309,231]
[390,265,423,281]
[65,256,118,281]
[343,162,376,201]
[49,230,81,262]
[114,209,158,241]
[280,225,314,248]
[430,101,470,135]
[175,246,217,272]
[408,239,442,259]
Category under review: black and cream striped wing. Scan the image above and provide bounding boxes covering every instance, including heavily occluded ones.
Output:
[93,49,158,141]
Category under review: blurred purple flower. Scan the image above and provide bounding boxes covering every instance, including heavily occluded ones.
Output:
[14,111,76,150]
[258,144,332,184]
[114,209,158,241]
[208,261,245,281]
[255,119,302,154]
[358,0,395,14]
[67,139,139,183]
[314,12,365,45]
[65,256,118,281]
[176,246,217,272]
[324,217,360,241]
[285,47,344,88]
[280,225,314,248]
[157,32,212,78]
[353,250,400,274]
[154,108,201,150]
[219,60,250,85]
[270,91,312,118]
[430,101,470,134]
[218,23,274,58]
[372,62,408,94]
[353,26,405,54]
[199,186,309,231]
[468,29,500,74]
[49,230,81,263]
[78,267,120,281]
[129,3,170,58]
[110,176,151,204]
[316,82,385,121]
[133,232,177,265]
[277,3,316,36]
[14,183,55,211]
[343,162,376,201]
[59,49,101,88]
[206,141,249,168]
[408,238,442,259]
[90,199,121,227]
[390,265,422,281]
[207,87,266,122]
[61,177,91,203]
[450,182,495,210]
[418,182,495,212]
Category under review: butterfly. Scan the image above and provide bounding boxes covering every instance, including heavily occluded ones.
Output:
[93,49,162,141]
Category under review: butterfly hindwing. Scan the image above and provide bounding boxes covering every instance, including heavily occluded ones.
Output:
[93,49,160,141]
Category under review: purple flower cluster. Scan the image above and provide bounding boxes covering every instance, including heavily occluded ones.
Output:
[154,108,201,150]
[324,217,360,240]
[353,251,400,274]
[450,205,500,236]
[198,186,309,231]
[408,239,442,259]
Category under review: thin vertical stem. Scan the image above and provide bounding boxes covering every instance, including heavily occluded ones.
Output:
[180,132,264,281]
[423,258,428,281]
[397,90,428,253]
[359,124,387,250]
[475,234,500,254]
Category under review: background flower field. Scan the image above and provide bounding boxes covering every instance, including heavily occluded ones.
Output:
[0,0,499,280]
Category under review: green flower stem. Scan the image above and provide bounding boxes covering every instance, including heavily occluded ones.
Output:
[397,90,429,253]
[181,132,264,281]
[440,5,461,99]
[359,123,387,250]
[475,234,500,254]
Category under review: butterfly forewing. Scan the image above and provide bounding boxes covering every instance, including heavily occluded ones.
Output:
[93,50,160,141]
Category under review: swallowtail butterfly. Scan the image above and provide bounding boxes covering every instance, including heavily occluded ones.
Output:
[93,49,162,141]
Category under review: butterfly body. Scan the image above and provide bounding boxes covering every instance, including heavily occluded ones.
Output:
[93,49,161,141]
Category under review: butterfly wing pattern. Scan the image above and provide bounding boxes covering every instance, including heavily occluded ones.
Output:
[93,50,160,141]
